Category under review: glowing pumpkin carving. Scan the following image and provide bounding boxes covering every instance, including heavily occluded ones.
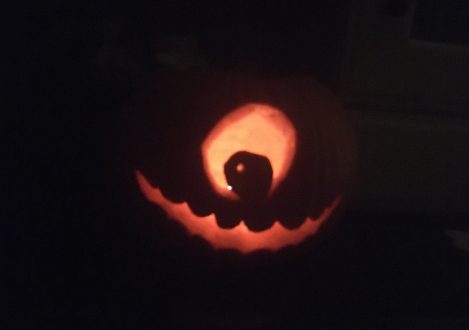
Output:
[133,74,354,254]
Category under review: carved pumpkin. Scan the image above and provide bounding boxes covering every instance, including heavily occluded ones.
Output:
[132,73,355,254]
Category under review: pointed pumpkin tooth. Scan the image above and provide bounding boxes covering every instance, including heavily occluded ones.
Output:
[279,213,307,230]
[215,210,241,229]
[186,190,215,217]
[242,210,276,232]
[271,198,307,229]
[187,200,212,217]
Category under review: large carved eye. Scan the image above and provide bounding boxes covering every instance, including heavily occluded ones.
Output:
[201,103,297,201]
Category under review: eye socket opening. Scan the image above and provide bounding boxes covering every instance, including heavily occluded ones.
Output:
[201,103,297,201]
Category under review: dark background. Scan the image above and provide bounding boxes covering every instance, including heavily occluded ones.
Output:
[6,1,469,329]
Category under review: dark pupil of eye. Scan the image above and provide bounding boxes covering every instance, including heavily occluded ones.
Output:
[224,151,273,202]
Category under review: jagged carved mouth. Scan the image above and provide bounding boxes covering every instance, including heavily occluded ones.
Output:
[136,170,340,253]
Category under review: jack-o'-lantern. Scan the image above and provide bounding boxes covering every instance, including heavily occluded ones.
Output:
[131,73,355,254]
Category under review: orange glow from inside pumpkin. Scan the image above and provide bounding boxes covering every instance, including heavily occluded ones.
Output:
[136,170,340,253]
[201,103,297,200]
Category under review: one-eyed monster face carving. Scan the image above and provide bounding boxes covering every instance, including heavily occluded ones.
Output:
[133,74,355,254]
[136,103,341,253]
